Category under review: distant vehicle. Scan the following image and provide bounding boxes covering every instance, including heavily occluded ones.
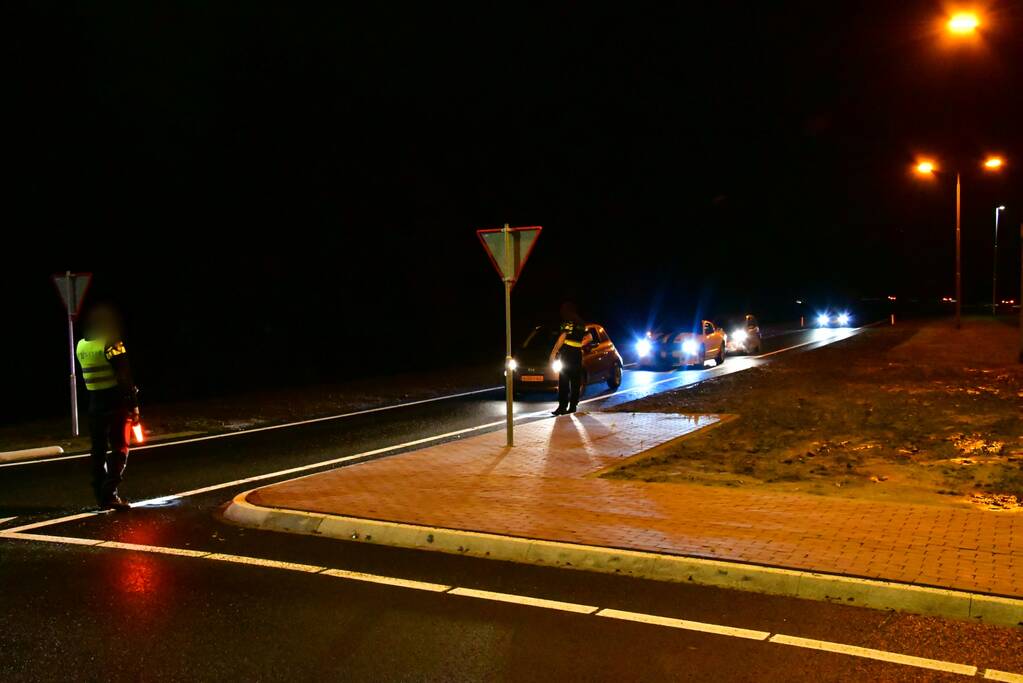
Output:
[511,323,624,393]
[724,314,762,354]
[814,310,853,328]
[635,320,726,369]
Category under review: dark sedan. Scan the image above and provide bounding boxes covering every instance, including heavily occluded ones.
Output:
[511,323,624,393]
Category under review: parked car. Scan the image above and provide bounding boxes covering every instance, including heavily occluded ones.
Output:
[635,320,726,369]
[724,314,762,354]
[511,323,624,393]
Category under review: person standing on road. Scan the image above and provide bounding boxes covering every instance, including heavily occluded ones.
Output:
[75,304,139,510]
[552,303,592,416]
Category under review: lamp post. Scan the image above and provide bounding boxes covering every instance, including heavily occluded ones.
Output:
[993,205,1005,313]
[914,157,1005,329]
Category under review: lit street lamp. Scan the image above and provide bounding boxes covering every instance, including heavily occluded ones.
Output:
[993,205,1005,314]
[914,156,1005,328]
[947,12,980,35]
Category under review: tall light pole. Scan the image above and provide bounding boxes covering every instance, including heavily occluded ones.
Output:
[993,205,1006,313]
[914,157,1005,329]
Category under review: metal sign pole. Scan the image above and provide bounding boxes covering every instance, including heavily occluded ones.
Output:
[503,224,514,447]
[65,271,79,436]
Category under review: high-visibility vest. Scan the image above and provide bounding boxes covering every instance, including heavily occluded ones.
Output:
[560,322,586,348]
[75,338,120,391]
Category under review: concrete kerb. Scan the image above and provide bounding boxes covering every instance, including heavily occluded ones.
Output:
[0,446,64,463]
[223,491,1023,628]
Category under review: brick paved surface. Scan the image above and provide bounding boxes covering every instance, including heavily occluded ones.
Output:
[248,412,1023,597]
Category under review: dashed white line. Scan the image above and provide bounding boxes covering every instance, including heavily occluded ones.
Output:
[449,587,599,614]
[0,516,17,526]
[597,608,770,640]
[768,633,978,676]
[0,529,1008,679]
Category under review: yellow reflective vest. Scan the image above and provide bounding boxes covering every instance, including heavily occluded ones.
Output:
[75,338,124,391]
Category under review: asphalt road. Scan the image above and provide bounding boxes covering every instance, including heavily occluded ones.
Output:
[2,325,1021,682]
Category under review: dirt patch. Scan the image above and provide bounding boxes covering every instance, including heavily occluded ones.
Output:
[605,318,1023,510]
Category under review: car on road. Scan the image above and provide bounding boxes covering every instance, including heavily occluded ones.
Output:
[635,320,726,369]
[724,314,762,354]
[814,310,852,328]
[511,323,624,394]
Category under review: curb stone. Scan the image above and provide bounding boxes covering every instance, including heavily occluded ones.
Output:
[223,491,1023,628]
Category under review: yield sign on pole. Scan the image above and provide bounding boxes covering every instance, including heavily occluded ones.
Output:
[477,226,542,284]
[477,225,542,448]
[52,271,92,437]
[52,272,92,319]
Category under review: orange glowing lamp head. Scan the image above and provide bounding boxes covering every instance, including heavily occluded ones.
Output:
[947,12,980,34]
[915,160,936,175]
[983,157,1004,170]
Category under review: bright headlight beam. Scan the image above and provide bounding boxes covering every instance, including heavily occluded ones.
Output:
[552,359,563,373]
[817,314,830,326]
[731,329,747,343]
[836,314,850,326]
[682,339,699,355]
[635,339,652,357]
[506,358,517,371]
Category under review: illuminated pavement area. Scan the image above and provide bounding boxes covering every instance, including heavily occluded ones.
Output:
[3,326,1022,681]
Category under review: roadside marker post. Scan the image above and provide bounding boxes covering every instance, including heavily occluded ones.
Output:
[477,224,542,446]
[52,271,92,436]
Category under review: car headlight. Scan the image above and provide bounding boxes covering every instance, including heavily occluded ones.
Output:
[836,313,850,326]
[681,339,699,355]
[506,358,517,371]
[817,313,830,326]
[552,359,563,373]
[635,339,652,357]
[731,329,747,343]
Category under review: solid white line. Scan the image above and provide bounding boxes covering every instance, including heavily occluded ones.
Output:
[768,633,978,676]
[0,529,1012,679]
[0,516,17,526]
[597,608,770,640]
[16,327,863,526]
[449,587,599,614]
[3,511,108,534]
[0,384,505,468]
[321,568,451,592]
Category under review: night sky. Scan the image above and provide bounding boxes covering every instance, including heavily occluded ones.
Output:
[6,2,1022,419]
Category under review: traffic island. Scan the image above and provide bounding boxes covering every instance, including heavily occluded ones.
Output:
[224,411,1023,627]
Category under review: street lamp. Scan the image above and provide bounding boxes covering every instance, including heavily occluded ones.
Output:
[993,205,1006,313]
[913,156,1005,328]
[947,12,980,35]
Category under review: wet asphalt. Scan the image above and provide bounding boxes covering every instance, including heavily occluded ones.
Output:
[2,326,1021,682]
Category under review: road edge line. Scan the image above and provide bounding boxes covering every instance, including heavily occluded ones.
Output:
[222,492,1023,628]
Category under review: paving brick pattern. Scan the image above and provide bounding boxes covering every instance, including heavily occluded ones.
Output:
[249,412,1023,597]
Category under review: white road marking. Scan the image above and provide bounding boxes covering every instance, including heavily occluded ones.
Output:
[8,326,866,529]
[0,384,505,468]
[0,529,1008,679]
[597,608,770,640]
[768,633,978,676]
[449,587,599,614]
[321,568,451,592]
[2,326,858,470]
[3,511,109,534]
[0,516,17,525]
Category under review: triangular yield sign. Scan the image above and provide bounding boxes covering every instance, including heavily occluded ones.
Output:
[52,272,92,318]
[477,226,542,283]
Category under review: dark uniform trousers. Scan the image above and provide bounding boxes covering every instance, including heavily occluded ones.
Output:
[88,389,131,504]
[557,345,584,412]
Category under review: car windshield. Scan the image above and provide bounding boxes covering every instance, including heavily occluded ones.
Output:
[521,327,563,350]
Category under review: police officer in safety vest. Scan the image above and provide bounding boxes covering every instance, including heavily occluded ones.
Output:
[552,304,593,416]
[75,304,139,510]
